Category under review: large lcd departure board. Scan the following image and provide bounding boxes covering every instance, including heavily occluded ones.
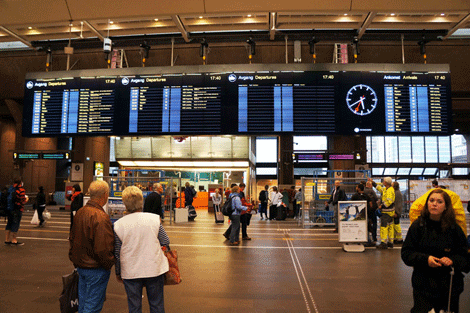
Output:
[23,64,452,137]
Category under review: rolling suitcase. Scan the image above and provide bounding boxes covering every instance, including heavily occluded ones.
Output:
[277,206,287,220]
[187,205,197,221]
[214,204,224,223]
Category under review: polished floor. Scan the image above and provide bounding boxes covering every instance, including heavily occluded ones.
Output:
[1,207,470,313]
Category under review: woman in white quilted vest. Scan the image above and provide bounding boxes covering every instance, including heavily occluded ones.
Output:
[114,186,170,313]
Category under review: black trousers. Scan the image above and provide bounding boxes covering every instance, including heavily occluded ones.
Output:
[37,204,46,225]
[240,214,251,238]
[411,288,460,313]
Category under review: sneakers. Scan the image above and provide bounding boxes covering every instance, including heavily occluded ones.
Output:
[4,241,11,245]
[11,242,24,246]
[393,239,403,244]
[387,242,394,249]
[376,242,388,249]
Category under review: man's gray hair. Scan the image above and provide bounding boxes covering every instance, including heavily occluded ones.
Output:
[384,177,393,186]
[122,186,143,213]
[153,182,161,190]
[88,180,109,199]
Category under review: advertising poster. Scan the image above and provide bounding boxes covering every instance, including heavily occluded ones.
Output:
[338,200,368,243]
[94,162,104,179]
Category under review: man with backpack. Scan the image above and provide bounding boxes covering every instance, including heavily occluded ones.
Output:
[258,185,269,220]
[5,177,28,246]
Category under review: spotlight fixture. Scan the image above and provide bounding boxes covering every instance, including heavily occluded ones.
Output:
[46,46,52,72]
[352,37,360,63]
[246,37,256,63]
[418,34,429,63]
[140,40,151,66]
[308,34,320,63]
[200,38,209,64]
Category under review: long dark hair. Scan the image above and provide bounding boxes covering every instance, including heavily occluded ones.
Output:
[421,189,455,231]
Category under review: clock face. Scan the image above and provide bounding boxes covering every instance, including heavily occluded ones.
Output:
[346,84,378,116]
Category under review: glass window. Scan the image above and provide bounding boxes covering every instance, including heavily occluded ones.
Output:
[293,136,327,151]
[425,137,438,163]
[438,137,451,163]
[397,168,411,175]
[372,168,384,176]
[256,138,277,163]
[371,137,385,163]
[384,168,397,175]
[412,137,425,163]
[410,168,424,175]
[423,168,438,175]
[439,170,449,178]
[398,137,412,163]
[451,135,467,163]
[366,137,371,163]
[452,168,469,176]
[385,137,398,163]
[256,167,277,175]
[294,168,328,176]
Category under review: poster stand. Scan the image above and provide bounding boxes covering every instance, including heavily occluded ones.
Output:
[338,200,368,253]
[343,243,365,253]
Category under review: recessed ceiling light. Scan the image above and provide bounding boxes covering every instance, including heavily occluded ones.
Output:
[247,14,252,17]
[154,18,159,21]
[344,13,348,16]
[199,16,203,19]
[28,27,32,29]
[441,13,445,16]
[109,21,114,24]
[390,13,396,16]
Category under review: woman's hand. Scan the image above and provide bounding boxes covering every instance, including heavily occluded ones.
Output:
[438,257,453,267]
[428,256,442,268]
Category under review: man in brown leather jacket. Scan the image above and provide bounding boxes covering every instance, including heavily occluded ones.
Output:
[69,180,115,312]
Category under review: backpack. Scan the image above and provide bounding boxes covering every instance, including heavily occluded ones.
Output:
[222,195,236,216]
[259,190,267,202]
[6,185,16,211]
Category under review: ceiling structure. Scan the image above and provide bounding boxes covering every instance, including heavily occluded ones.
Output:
[0,0,469,51]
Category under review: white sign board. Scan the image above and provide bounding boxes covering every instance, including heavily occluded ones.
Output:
[71,163,84,182]
[338,201,368,243]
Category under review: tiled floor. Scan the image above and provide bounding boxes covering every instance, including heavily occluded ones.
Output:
[1,208,470,313]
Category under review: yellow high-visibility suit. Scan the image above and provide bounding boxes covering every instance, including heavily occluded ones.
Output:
[409,188,467,237]
[376,184,395,243]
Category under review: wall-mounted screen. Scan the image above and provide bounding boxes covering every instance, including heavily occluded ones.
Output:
[23,64,452,137]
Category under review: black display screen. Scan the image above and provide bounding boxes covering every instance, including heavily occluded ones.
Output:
[22,66,452,137]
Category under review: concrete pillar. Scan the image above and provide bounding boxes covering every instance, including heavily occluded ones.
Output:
[0,118,17,187]
[72,137,110,192]
[22,137,57,194]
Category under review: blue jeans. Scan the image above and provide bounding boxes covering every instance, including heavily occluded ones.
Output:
[123,275,165,313]
[77,267,111,313]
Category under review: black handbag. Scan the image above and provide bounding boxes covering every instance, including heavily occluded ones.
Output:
[59,269,79,313]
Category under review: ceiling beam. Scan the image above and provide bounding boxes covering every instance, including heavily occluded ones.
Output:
[171,15,190,43]
[0,26,36,50]
[83,20,105,41]
[357,12,376,39]
[270,12,277,40]
[441,13,470,40]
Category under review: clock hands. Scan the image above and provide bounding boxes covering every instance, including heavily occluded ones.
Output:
[355,96,365,112]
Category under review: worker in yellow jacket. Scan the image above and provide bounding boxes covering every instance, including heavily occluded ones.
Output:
[374,177,396,249]
[409,187,467,237]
